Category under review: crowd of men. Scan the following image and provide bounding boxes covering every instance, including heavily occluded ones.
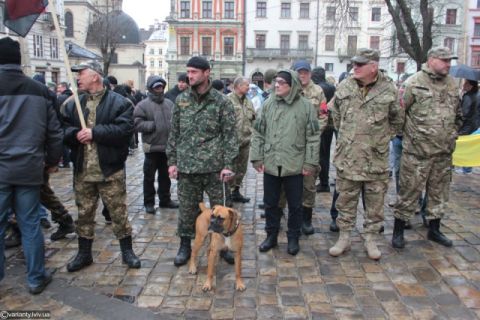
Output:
[0,34,468,295]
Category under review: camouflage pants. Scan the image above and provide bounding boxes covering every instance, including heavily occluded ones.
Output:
[74,170,131,239]
[302,167,320,208]
[177,172,224,238]
[231,144,250,189]
[40,170,69,223]
[394,153,451,221]
[336,176,388,233]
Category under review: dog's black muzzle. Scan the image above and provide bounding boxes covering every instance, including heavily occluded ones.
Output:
[209,216,224,233]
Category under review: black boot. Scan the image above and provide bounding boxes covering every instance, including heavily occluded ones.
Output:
[428,219,453,247]
[120,236,141,268]
[391,218,405,249]
[329,218,339,232]
[220,249,235,265]
[174,237,191,266]
[301,206,314,235]
[287,237,300,255]
[102,207,112,224]
[231,187,250,203]
[159,199,179,208]
[259,233,278,252]
[67,237,93,272]
[51,214,75,241]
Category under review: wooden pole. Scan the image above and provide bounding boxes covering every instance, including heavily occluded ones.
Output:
[48,0,86,129]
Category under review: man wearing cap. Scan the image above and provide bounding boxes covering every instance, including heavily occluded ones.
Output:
[167,56,238,266]
[392,47,462,249]
[0,37,63,294]
[63,60,141,272]
[293,60,327,235]
[165,73,189,103]
[251,69,320,255]
[328,48,404,260]
[134,75,178,214]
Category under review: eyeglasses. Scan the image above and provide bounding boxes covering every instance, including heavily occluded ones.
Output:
[274,78,289,86]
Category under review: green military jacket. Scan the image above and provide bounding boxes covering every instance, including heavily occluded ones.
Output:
[166,82,238,174]
[401,63,462,158]
[250,69,320,177]
[228,92,256,148]
[330,71,404,181]
[301,80,328,133]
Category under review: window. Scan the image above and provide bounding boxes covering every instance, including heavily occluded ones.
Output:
[475,23,480,37]
[371,7,381,22]
[325,35,335,51]
[280,34,290,55]
[65,11,73,37]
[150,59,154,67]
[202,37,212,56]
[149,48,154,54]
[326,6,336,21]
[370,36,380,50]
[180,1,190,18]
[445,9,457,25]
[256,34,266,49]
[51,71,58,84]
[472,51,480,67]
[325,63,334,72]
[444,37,455,51]
[281,3,291,18]
[50,38,59,59]
[180,37,190,55]
[299,3,309,18]
[159,61,163,68]
[298,35,308,50]
[224,37,234,56]
[347,35,357,56]
[257,1,267,17]
[396,62,405,74]
[225,1,235,19]
[159,48,163,55]
[33,34,43,58]
[349,7,359,22]
[202,1,212,18]
[478,0,480,8]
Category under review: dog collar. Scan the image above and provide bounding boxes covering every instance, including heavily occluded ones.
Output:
[223,217,240,237]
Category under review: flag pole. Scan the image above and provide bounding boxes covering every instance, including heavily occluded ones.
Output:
[48,0,86,129]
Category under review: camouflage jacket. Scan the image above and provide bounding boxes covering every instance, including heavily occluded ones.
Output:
[166,82,238,174]
[250,69,320,177]
[330,71,404,181]
[301,80,328,134]
[401,63,462,158]
[228,92,256,147]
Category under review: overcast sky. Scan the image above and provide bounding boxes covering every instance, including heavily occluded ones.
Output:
[123,0,168,29]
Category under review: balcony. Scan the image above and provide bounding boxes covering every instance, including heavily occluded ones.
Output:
[246,48,314,60]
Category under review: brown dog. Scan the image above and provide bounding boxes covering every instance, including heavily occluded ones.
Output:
[188,202,245,291]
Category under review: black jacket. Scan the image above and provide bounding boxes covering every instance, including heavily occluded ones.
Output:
[0,64,63,185]
[63,90,134,177]
[165,85,183,103]
[459,91,478,135]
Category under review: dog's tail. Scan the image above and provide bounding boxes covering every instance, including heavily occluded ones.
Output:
[199,202,208,212]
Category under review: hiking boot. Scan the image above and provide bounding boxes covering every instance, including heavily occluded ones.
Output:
[287,237,300,255]
[391,218,405,248]
[159,200,179,209]
[365,233,381,260]
[231,187,250,203]
[427,219,453,247]
[329,231,350,257]
[301,206,314,235]
[120,236,141,268]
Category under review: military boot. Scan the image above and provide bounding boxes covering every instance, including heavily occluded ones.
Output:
[120,236,141,268]
[301,206,315,235]
[329,218,339,232]
[174,237,191,266]
[364,233,381,260]
[329,231,350,257]
[391,218,405,248]
[427,219,453,247]
[231,187,250,203]
[51,214,75,241]
[67,237,93,272]
[259,233,278,252]
[287,236,300,255]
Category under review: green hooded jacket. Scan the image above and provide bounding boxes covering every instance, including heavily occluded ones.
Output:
[250,69,320,177]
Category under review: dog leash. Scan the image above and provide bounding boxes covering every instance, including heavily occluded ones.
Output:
[222,181,226,206]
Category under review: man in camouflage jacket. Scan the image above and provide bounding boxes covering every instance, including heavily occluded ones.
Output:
[392,47,462,249]
[167,57,238,267]
[328,49,404,260]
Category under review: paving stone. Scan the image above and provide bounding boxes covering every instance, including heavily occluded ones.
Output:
[394,282,428,297]
[326,283,354,295]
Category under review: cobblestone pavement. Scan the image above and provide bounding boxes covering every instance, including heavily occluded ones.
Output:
[1,148,480,319]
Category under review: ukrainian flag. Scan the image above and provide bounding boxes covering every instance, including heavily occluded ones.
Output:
[453,130,480,167]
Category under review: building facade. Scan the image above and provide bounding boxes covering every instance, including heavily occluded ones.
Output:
[166,0,245,86]
[144,22,169,82]
[465,0,480,68]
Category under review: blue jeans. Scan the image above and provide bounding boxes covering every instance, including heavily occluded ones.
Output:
[39,205,48,219]
[0,184,46,287]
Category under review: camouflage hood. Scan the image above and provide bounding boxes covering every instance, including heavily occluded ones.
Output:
[275,69,302,105]
[421,63,446,81]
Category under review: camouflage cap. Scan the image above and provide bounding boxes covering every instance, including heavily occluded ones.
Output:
[71,60,104,76]
[428,46,458,60]
[351,48,380,63]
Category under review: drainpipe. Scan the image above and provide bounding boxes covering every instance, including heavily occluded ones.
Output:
[242,0,246,75]
[314,0,320,66]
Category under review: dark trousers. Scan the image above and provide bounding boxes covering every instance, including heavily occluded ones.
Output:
[40,170,68,222]
[143,152,171,206]
[264,172,303,238]
[319,127,335,186]
[62,145,71,166]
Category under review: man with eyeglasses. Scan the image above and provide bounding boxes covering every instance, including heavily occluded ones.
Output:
[251,69,320,255]
[328,49,404,260]
[392,47,462,249]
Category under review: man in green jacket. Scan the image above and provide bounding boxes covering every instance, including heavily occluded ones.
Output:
[167,57,238,266]
[251,69,320,255]
[328,49,404,260]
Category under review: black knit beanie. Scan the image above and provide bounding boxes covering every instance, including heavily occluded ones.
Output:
[0,37,21,65]
[186,56,210,70]
[276,71,292,87]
